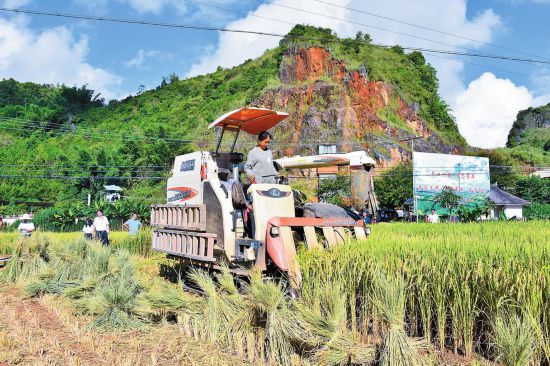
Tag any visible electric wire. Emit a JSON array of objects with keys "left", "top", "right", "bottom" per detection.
[
  {"left": 426, "top": 53, "right": 531, "bottom": 78},
  {"left": 310, "top": 0, "right": 550, "bottom": 62},
  {"left": 1, "top": 7, "right": 550, "bottom": 66},
  {"left": 252, "top": 0, "right": 503, "bottom": 58},
  {"left": 197, "top": 0, "right": 498, "bottom": 60},
  {"left": 187, "top": 0, "right": 542, "bottom": 77},
  {"left": 0, "top": 118, "right": 194, "bottom": 144}
]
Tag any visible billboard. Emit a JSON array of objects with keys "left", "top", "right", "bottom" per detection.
[{"left": 412, "top": 152, "right": 490, "bottom": 215}]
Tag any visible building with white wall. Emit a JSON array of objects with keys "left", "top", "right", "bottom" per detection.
[{"left": 488, "top": 184, "right": 530, "bottom": 219}]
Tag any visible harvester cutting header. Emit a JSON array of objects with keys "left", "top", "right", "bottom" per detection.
[{"left": 151, "top": 108, "right": 379, "bottom": 295}]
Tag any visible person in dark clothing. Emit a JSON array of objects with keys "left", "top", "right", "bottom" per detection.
[{"left": 361, "top": 211, "right": 371, "bottom": 225}]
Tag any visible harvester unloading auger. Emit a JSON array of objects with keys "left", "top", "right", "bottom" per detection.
[{"left": 150, "top": 108, "right": 379, "bottom": 296}]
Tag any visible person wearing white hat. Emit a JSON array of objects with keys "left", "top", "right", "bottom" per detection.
[{"left": 18, "top": 213, "right": 35, "bottom": 237}]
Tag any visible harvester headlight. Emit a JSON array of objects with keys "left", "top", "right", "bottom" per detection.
[
  {"left": 365, "top": 227, "right": 372, "bottom": 236},
  {"left": 270, "top": 226, "right": 280, "bottom": 237}
]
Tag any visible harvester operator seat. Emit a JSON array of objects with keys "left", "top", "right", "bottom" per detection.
[{"left": 215, "top": 152, "right": 244, "bottom": 181}]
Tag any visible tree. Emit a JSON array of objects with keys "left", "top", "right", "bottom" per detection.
[
  {"left": 390, "top": 45, "right": 404, "bottom": 54},
  {"left": 373, "top": 163, "right": 413, "bottom": 207},
  {"left": 318, "top": 175, "right": 351, "bottom": 207},
  {"left": 460, "top": 197, "right": 495, "bottom": 222},
  {"left": 514, "top": 176, "right": 549, "bottom": 204},
  {"left": 408, "top": 51, "right": 426, "bottom": 66},
  {"left": 434, "top": 186, "right": 462, "bottom": 218}
]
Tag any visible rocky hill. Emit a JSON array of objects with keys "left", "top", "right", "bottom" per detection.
[
  {"left": 0, "top": 25, "right": 470, "bottom": 204},
  {"left": 507, "top": 103, "right": 550, "bottom": 150},
  {"left": 252, "top": 44, "right": 465, "bottom": 166}
]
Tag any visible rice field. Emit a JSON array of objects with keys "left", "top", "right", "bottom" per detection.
[
  {"left": 0, "top": 221, "right": 548, "bottom": 365},
  {"left": 300, "top": 221, "right": 549, "bottom": 365}
]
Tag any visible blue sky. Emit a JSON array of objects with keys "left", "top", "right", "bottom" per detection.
[{"left": 0, "top": 0, "right": 549, "bottom": 148}]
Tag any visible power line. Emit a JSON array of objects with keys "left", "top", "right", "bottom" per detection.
[
  {"left": 310, "top": 0, "right": 550, "bottom": 62},
  {"left": 202, "top": 0, "right": 496, "bottom": 59},
  {"left": 0, "top": 117, "right": 195, "bottom": 144},
  {"left": 1, "top": 7, "right": 550, "bottom": 66},
  {"left": 426, "top": 53, "right": 531, "bottom": 78},
  {"left": 190, "top": 0, "right": 542, "bottom": 77},
  {"left": 0, "top": 164, "right": 545, "bottom": 179},
  {"left": 252, "top": 0, "right": 500, "bottom": 58},
  {"left": 0, "top": 174, "right": 167, "bottom": 180},
  {"left": 0, "top": 164, "right": 171, "bottom": 168},
  {"left": 189, "top": 0, "right": 295, "bottom": 26},
  {"left": 0, "top": 124, "right": 196, "bottom": 146},
  {"left": 251, "top": 0, "right": 550, "bottom": 69}
]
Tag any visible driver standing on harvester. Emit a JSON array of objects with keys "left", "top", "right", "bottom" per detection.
[
  {"left": 244, "top": 131, "right": 278, "bottom": 237},
  {"left": 244, "top": 131, "right": 278, "bottom": 184}
]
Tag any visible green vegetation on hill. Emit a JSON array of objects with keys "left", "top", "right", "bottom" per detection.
[
  {"left": 0, "top": 25, "right": 488, "bottom": 211},
  {"left": 492, "top": 103, "right": 550, "bottom": 169},
  {"left": 281, "top": 26, "right": 465, "bottom": 146},
  {"left": 507, "top": 103, "right": 550, "bottom": 148}
]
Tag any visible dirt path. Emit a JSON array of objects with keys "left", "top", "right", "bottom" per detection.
[{"left": 0, "top": 288, "right": 254, "bottom": 366}]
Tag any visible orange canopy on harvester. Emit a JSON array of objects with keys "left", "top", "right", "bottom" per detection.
[{"left": 207, "top": 107, "right": 289, "bottom": 135}]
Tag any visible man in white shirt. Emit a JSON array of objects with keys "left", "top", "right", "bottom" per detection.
[
  {"left": 17, "top": 213, "right": 35, "bottom": 238},
  {"left": 427, "top": 209, "right": 439, "bottom": 223},
  {"left": 93, "top": 210, "right": 110, "bottom": 246}
]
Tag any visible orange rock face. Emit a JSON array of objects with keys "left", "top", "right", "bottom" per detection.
[{"left": 256, "top": 46, "right": 461, "bottom": 165}]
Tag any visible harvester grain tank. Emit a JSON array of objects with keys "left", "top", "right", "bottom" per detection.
[{"left": 150, "top": 108, "right": 378, "bottom": 294}]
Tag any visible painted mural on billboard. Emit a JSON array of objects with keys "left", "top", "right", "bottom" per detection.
[{"left": 412, "top": 152, "right": 490, "bottom": 215}]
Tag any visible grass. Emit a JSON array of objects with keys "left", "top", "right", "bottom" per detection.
[
  {"left": 492, "top": 311, "right": 535, "bottom": 366},
  {"left": 0, "top": 230, "right": 150, "bottom": 255},
  {"left": 1, "top": 221, "right": 549, "bottom": 365}
]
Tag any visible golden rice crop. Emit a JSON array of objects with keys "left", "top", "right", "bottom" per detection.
[
  {"left": 298, "top": 221, "right": 550, "bottom": 364},
  {"left": 1, "top": 221, "right": 548, "bottom": 365}
]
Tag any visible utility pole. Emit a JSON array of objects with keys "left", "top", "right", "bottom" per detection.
[{"left": 398, "top": 136, "right": 423, "bottom": 222}]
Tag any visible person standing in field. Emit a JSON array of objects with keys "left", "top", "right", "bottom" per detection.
[
  {"left": 122, "top": 213, "right": 141, "bottom": 236},
  {"left": 361, "top": 211, "right": 371, "bottom": 225},
  {"left": 93, "top": 210, "right": 110, "bottom": 245},
  {"left": 17, "top": 213, "right": 35, "bottom": 237},
  {"left": 82, "top": 218, "right": 94, "bottom": 240},
  {"left": 427, "top": 209, "right": 439, "bottom": 223},
  {"left": 244, "top": 131, "right": 278, "bottom": 184}
]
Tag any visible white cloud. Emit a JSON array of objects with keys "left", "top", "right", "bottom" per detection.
[
  {"left": 71, "top": 0, "right": 188, "bottom": 14},
  {"left": 124, "top": 49, "right": 159, "bottom": 69},
  {"left": 186, "top": 1, "right": 350, "bottom": 77},
  {"left": 0, "top": 16, "right": 123, "bottom": 100},
  {"left": 2, "top": 0, "right": 30, "bottom": 7},
  {"left": 184, "top": 0, "right": 550, "bottom": 149},
  {"left": 72, "top": 0, "right": 109, "bottom": 13},
  {"left": 452, "top": 72, "right": 547, "bottom": 148},
  {"left": 119, "top": 0, "right": 187, "bottom": 14},
  {"left": 188, "top": 0, "right": 500, "bottom": 78}
]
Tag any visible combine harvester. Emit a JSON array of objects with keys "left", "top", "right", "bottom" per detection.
[{"left": 151, "top": 108, "right": 378, "bottom": 295}]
